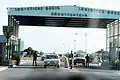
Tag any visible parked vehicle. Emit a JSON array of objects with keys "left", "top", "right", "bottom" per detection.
[
  {"left": 73, "top": 53, "right": 86, "bottom": 66},
  {"left": 44, "top": 54, "right": 60, "bottom": 68}
]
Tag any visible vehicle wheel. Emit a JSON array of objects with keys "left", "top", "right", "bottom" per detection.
[
  {"left": 74, "top": 62, "right": 76, "bottom": 65},
  {"left": 57, "top": 65, "right": 59, "bottom": 68},
  {"left": 44, "top": 65, "right": 47, "bottom": 68}
]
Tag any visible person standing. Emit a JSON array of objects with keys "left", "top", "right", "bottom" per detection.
[
  {"left": 69, "top": 58, "right": 73, "bottom": 69},
  {"left": 85, "top": 54, "right": 89, "bottom": 67},
  {"left": 69, "top": 51, "right": 73, "bottom": 69},
  {"left": 33, "top": 51, "right": 37, "bottom": 66}
]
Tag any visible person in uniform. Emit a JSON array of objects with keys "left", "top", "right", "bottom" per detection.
[
  {"left": 85, "top": 54, "right": 90, "bottom": 67},
  {"left": 33, "top": 51, "right": 37, "bottom": 66}
]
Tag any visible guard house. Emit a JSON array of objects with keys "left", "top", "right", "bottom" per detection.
[{"left": 0, "top": 35, "right": 7, "bottom": 60}]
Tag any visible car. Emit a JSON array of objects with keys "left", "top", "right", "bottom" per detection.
[
  {"left": 73, "top": 53, "right": 86, "bottom": 66},
  {"left": 44, "top": 54, "right": 60, "bottom": 68}
]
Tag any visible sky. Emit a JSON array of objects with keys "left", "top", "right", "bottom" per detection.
[{"left": 0, "top": 0, "right": 120, "bottom": 53}]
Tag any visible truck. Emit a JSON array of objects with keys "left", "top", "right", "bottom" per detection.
[{"left": 73, "top": 53, "right": 86, "bottom": 66}]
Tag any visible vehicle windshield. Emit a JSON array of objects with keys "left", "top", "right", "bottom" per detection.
[
  {"left": 46, "top": 55, "right": 58, "bottom": 59},
  {"left": 74, "top": 54, "right": 85, "bottom": 57}
]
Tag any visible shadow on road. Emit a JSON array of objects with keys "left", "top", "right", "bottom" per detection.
[
  {"left": 74, "top": 65, "right": 101, "bottom": 70},
  {"left": 8, "top": 65, "right": 45, "bottom": 69}
]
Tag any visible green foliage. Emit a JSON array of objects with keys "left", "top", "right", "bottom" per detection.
[{"left": 40, "top": 51, "right": 44, "bottom": 55}]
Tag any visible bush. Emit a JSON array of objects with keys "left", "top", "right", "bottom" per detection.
[
  {"left": 11, "top": 54, "right": 20, "bottom": 60},
  {"left": 11, "top": 54, "right": 16, "bottom": 60}
]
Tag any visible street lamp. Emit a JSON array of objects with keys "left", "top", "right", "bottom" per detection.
[
  {"left": 85, "top": 33, "right": 87, "bottom": 54},
  {"left": 74, "top": 40, "right": 76, "bottom": 53},
  {"left": 74, "top": 33, "right": 79, "bottom": 53},
  {"left": 62, "top": 43, "right": 65, "bottom": 54},
  {"left": 74, "top": 33, "right": 88, "bottom": 54}
]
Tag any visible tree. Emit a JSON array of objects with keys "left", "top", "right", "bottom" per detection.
[
  {"left": 23, "top": 47, "right": 34, "bottom": 57},
  {"left": 28, "top": 47, "right": 33, "bottom": 52},
  {"left": 64, "top": 52, "right": 69, "bottom": 58},
  {"left": 40, "top": 51, "right": 44, "bottom": 55}
]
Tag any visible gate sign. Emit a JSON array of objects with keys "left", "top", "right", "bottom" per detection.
[
  {"left": 7, "top": 6, "right": 120, "bottom": 19},
  {"left": 3, "top": 26, "right": 13, "bottom": 39}
]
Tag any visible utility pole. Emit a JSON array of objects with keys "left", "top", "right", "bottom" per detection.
[
  {"left": 85, "top": 33, "right": 87, "bottom": 54},
  {"left": 74, "top": 40, "right": 76, "bottom": 53},
  {"left": 74, "top": 33, "right": 78, "bottom": 53}
]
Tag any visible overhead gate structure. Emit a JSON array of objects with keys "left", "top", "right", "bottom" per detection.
[{"left": 6, "top": 5, "right": 120, "bottom": 65}]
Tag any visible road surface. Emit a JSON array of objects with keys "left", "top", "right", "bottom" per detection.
[{"left": 0, "top": 58, "right": 120, "bottom": 80}]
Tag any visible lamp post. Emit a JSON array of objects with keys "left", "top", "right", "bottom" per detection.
[
  {"left": 74, "top": 33, "right": 79, "bottom": 53},
  {"left": 74, "top": 40, "right": 76, "bottom": 53},
  {"left": 85, "top": 33, "right": 87, "bottom": 54},
  {"left": 62, "top": 43, "right": 65, "bottom": 54}
]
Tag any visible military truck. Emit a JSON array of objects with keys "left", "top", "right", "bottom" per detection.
[{"left": 73, "top": 53, "right": 86, "bottom": 66}]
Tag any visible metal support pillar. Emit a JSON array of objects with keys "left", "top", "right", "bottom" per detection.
[
  {"left": 9, "top": 39, "right": 11, "bottom": 59},
  {"left": 117, "top": 19, "right": 120, "bottom": 51},
  {"left": 74, "top": 40, "right": 76, "bottom": 53},
  {"left": 6, "top": 39, "right": 9, "bottom": 60},
  {"left": 18, "top": 39, "right": 20, "bottom": 56},
  {"left": 106, "top": 24, "right": 108, "bottom": 51}
]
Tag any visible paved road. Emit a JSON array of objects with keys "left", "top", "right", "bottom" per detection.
[
  {"left": 74, "top": 67, "right": 120, "bottom": 80},
  {"left": 0, "top": 59, "right": 120, "bottom": 80}
]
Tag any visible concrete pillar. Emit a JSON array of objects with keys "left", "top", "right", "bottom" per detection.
[
  {"left": 2, "top": 43, "right": 4, "bottom": 61},
  {"left": 12, "top": 17, "right": 16, "bottom": 37},
  {"left": 8, "top": 15, "right": 10, "bottom": 26},
  {"left": 18, "top": 39, "right": 20, "bottom": 55},
  {"left": 118, "top": 19, "right": 120, "bottom": 52},
  {"left": 110, "top": 21, "right": 117, "bottom": 65},
  {"left": 3, "top": 43, "right": 6, "bottom": 60},
  {"left": 17, "top": 23, "right": 19, "bottom": 37},
  {"left": 106, "top": 24, "right": 109, "bottom": 51}
]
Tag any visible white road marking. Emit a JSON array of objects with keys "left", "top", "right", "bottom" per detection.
[
  {"left": 60, "top": 67, "right": 80, "bottom": 72},
  {"left": 69, "top": 68, "right": 80, "bottom": 72}
]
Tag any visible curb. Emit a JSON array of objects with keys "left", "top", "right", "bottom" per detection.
[
  {"left": 12, "top": 60, "right": 28, "bottom": 67},
  {"left": 0, "top": 60, "right": 28, "bottom": 71}
]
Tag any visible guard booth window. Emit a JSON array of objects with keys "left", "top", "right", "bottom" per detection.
[
  {"left": 114, "top": 24, "right": 118, "bottom": 36},
  {"left": 107, "top": 27, "right": 110, "bottom": 37},
  {"left": 119, "top": 22, "right": 120, "bottom": 34},
  {"left": 46, "top": 55, "right": 58, "bottom": 59},
  {"left": 110, "top": 26, "right": 114, "bottom": 37}
]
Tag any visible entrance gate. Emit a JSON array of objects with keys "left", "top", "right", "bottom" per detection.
[{"left": 6, "top": 5, "right": 120, "bottom": 66}]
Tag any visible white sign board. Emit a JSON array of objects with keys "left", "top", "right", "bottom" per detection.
[{"left": 7, "top": 6, "right": 120, "bottom": 19}]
